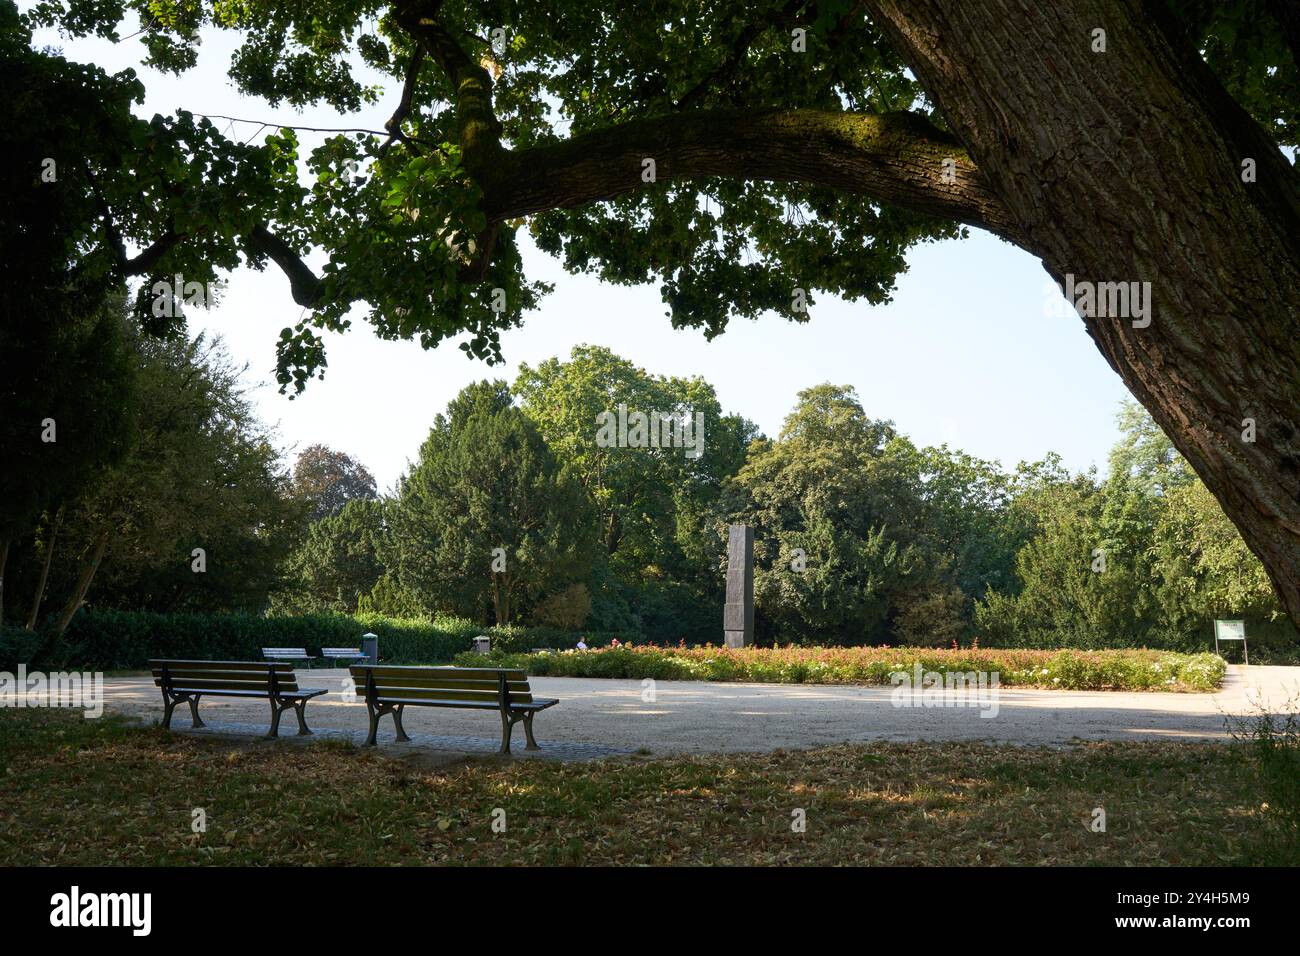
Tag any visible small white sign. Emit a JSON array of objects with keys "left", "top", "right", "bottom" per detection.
[{"left": 1214, "top": 620, "right": 1246, "bottom": 641}]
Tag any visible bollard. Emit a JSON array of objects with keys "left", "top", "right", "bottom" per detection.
[{"left": 361, "top": 632, "right": 378, "bottom": 664}]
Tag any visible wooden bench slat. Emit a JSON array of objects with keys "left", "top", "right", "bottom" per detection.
[
  {"left": 154, "top": 678, "right": 302, "bottom": 693},
  {"left": 365, "top": 687, "right": 533, "bottom": 703},
  {"left": 160, "top": 687, "right": 325, "bottom": 700},
  {"left": 350, "top": 666, "right": 526, "bottom": 681},
  {"left": 154, "top": 671, "right": 295, "bottom": 684},
  {"left": 152, "top": 671, "right": 301, "bottom": 686},
  {"left": 372, "top": 695, "right": 557, "bottom": 711},
  {"left": 356, "top": 677, "right": 531, "bottom": 692},
  {"left": 150, "top": 659, "right": 296, "bottom": 671},
  {"left": 372, "top": 696, "right": 501, "bottom": 710}
]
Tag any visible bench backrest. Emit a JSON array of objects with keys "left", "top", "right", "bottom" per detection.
[
  {"left": 349, "top": 665, "right": 533, "bottom": 704},
  {"left": 150, "top": 659, "right": 303, "bottom": 694},
  {"left": 322, "top": 647, "right": 364, "bottom": 656},
  {"left": 262, "top": 647, "right": 310, "bottom": 658}
]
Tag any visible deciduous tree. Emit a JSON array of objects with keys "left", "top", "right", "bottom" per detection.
[
  {"left": 12, "top": 0, "right": 1300, "bottom": 618},
  {"left": 292, "top": 444, "right": 379, "bottom": 521}
]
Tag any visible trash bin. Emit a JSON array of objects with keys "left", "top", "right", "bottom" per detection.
[
  {"left": 361, "top": 632, "right": 378, "bottom": 664},
  {"left": 472, "top": 636, "right": 491, "bottom": 655}
]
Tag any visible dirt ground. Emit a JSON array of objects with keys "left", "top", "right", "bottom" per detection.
[{"left": 95, "top": 664, "right": 1300, "bottom": 756}]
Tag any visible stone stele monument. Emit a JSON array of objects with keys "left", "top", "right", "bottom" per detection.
[{"left": 723, "top": 523, "right": 754, "bottom": 648}]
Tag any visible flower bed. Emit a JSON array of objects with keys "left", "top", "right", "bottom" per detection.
[{"left": 453, "top": 645, "right": 1227, "bottom": 692}]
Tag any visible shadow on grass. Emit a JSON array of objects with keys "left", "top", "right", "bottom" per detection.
[{"left": 0, "top": 708, "right": 1292, "bottom": 866}]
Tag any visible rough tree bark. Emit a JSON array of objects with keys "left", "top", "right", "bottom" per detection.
[
  {"left": 491, "top": 573, "right": 512, "bottom": 626},
  {"left": 863, "top": 0, "right": 1300, "bottom": 622},
  {"left": 52, "top": 528, "right": 109, "bottom": 641},
  {"left": 483, "top": 109, "right": 1022, "bottom": 242},
  {"left": 25, "top": 508, "right": 62, "bottom": 631},
  {"left": 0, "top": 537, "right": 9, "bottom": 626}
]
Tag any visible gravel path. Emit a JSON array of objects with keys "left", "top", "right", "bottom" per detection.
[{"left": 97, "top": 664, "right": 1300, "bottom": 758}]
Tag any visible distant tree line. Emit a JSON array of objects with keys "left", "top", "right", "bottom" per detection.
[
  {"left": 271, "top": 348, "right": 1291, "bottom": 656},
  {"left": 1, "top": 322, "right": 1291, "bottom": 658}
]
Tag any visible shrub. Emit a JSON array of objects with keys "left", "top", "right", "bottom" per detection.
[
  {"left": 974, "top": 597, "right": 1300, "bottom": 664},
  {"left": 893, "top": 586, "right": 969, "bottom": 646},
  {"left": 31, "top": 609, "right": 643, "bottom": 669},
  {"left": 630, "top": 579, "right": 719, "bottom": 644},
  {"left": 0, "top": 625, "right": 44, "bottom": 671},
  {"left": 1231, "top": 697, "right": 1300, "bottom": 864},
  {"left": 530, "top": 583, "right": 592, "bottom": 630},
  {"left": 55, "top": 610, "right": 369, "bottom": 670}
]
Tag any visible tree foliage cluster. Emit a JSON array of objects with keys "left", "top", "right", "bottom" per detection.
[
  {"left": 7, "top": 0, "right": 1299, "bottom": 636},
  {"left": 270, "top": 353, "right": 1289, "bottom": 657},
  {"left": 0, "top": 311, "right": 306, "bottom": 643},
  {"left": 1, "top": 302, "right": 1286, "bottom": 658},
  {"left": 273, "top": 346, "right": 753, "bottom": 639}
]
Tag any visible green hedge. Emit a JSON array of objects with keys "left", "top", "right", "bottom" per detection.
[
  {"left": 46, "top": 611, "right": 365, "bottom": 669},
  {"left": 453, "top": 645, "right": 1228, "bottom": 692},
  {"left": 0, "top": 625, "right": 45, "bottom": 671},
  {"left": 17, "top": 609, "right": 642, "bottom": 670},
  {"left": 8, "top": 607, "right": 1268, "bottom": 680},
  {"left": 973, "top": 614, "right": 1300, "bottom": 664}
]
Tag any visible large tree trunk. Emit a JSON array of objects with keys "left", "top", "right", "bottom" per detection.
[
  {"left": 492, "top": 574, "right": 512, "bottom": 626},
  {"left": 866, "top": 0, "right": 1300, "bottom": 621},
  {"left": 25, "top": 509, "right": 62, "bottom": 631},
  {"left": 52, "top": 528, "right": 109, "bottom": 641},
  {"left": 0, "top": 536, "right": 9, "bottom": 626}
]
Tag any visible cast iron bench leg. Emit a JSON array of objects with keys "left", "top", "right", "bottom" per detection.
[
  {"left": 499, "top": 708, "right": 514, "bottom": 754},
  {"left": 267, "top": 698, "right": 286, "bottom": 739},
  {"left": 364, "top": 703, "right": 379, "bottom": 746},
  {"left": 161, "top": 691, "right": 177, "bottom": 730},
  {"left": 293, "top": 699, "right": 312, "bottom": 735},
  {"left": 391, "top": 704, "right": 411, "bottom": 742},
  {"left": 523, "top": 712, "right": 540, "bottom": 750},
  {"left": 188, "top": 695, "right": 205, "bottom": 729}
]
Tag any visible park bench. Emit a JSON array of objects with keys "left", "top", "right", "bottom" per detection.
[
  {"left": 321, "top": 647, "right": 368, "bottom": 667},
  {"left": 150, "top": 659, "right": 328, "bottom": 739},
  {"left": 350, "top": 664, "right": 558, "bottom": 753},
  {"left": 262, "top": 647, "right": 314, "bottom": 664}
]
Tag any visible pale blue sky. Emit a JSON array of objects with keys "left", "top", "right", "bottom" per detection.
[{"left": 34, "top": 15, "right": 1132, "bottom": 490}]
